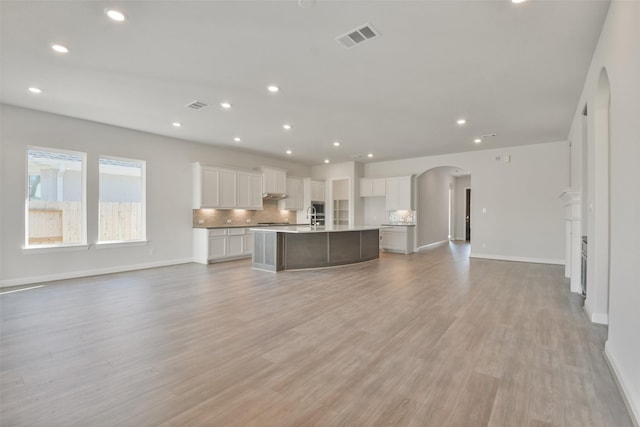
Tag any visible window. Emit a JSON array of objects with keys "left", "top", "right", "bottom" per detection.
[
  {"left": 98, "top": 156, "right": 146, "bottom": 242},
  {"left": 26, "top": 147, "right": 86, "bottom": 246}
]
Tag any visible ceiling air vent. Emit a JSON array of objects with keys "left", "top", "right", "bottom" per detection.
[
  {"left": 185, "top": 100, "right": 208, "bottom": 110},
  {"left": 336, "top": 23, "right": 380, "bottom": 49}
]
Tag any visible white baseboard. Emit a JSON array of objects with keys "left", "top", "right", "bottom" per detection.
[
  {"left": 604, "top": 342, "right": 640, "bottom": 427},
  {"left": 0, "top": 258, "right": 194, "bottom": 288},
  {"left": 583, "top": 299, "right": 609, "bottom": 325},
  {"left": 591, "top": 311, "right": 609, "bottom": 325},
  {"left": 469, "top": 252, "right": 564, "bottom": 265}
]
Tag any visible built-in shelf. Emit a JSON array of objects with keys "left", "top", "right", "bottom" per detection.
[{"left": 333, "top": 199, "right": 349, "bottom": 226}]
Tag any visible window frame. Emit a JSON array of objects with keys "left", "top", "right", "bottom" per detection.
[
  {"left": 24, "top": 145, "right": 88, "bottom": 250},
  {"left": 97, "top": 154, "right": 147, "bottom": 244}
]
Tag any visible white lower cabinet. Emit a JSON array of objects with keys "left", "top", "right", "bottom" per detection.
[
  {"left": 243, "top": 231, "right": 254, "bottom": 255},
  {"left": 226, "top": 229, "right": 245, "bottom": 257},
  {"left": 380, "top": 226, "right": 415, "bottom": 254},
  {"left": 193, "top": 228, "right": 254, "bottom": 264}
]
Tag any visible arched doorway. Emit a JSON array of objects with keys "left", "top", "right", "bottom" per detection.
[
  {"left": 415, "top": 166, "right": 471, "bottom": 249},
  {"left": 585, "top": 67, "right": 611, "bottom": 324}
]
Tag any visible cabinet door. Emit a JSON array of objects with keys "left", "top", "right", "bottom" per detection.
[
  {"left": 311, "top": 180, "right": 325, "bottom": 202},
  {"left": 227, "top": 234, "right": 244, "bottom": 257},
  {"left": 381, "top": 231, "right": 406, "bottom": 251},
  {"left": 208, "top": 236, "right": 227, "bottom": 259},
  {"left": 243, "top": 232, "right": 254, "bottom": 255},
  {"left": 201, "top": 168, "right": 220, "bottom": 207},
  {"left": 248, "top": 174, "right": 263, "bottom": 209},
  {"left": 372, "top": 178, "right": 386, "bottom": 197},
  {"left": 219, "top": 170, "right": 237, "bottom": 208},
  {"left": 360, "top": 178, "right": 373, "bottom": 197},
  {"left": 237, "top": 172, "right": 250, "bottom": 208},
  {"left": 280, "top": 177, "right": 303, "bottom": 210},
  {"left": 385, "top": 176, "right": 412, "bottom": 210}
]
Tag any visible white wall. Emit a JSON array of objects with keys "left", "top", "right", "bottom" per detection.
[
  {"left": 363, "top": 197, "right": 386, "bottom": 226},
  {"left": 567, "top": 1, "right": 640, "bottom": 423},
  {"left": 416, "top": 167, "right": 456, "bottom": 247},
  {"left": 0, "top": 105, "right": 311, "bottom": 286},
  {"left": 364, "top": 141, "right": 569, "bottom": 264},
  {"left": 312, "top": 161, "right": 361, "bottom": 226},
  {"left": 454, "top": 175, "right": 471, "bottom": 240}
]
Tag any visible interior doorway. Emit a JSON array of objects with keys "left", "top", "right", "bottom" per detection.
[{"left": 465, "top": 188, "right": 471, "bottom": 241}]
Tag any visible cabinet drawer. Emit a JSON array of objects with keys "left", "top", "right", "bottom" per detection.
[
  {"left": 227, "top": 228, "right": 246, "bottom": 235},
  {"left": 208, "top": 229, "right": 227, "bottom": 236}
]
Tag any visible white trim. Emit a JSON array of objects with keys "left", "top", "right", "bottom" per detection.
[
  {"left": 0, "top": 258, "right": 193, "bottom": 288},
  {"left": 582, "top": 299, "right": 609, "bottom": 324},
  {"left": 604, "top": 343, "right": 640, "bottom": 427},
  {"left": 591, "top": 312, "right": 609, "bottom": 325},
  {"left": 469, "top": 252, "right": 564, "bottom": 265},
  {"left": 22, "top": 244, "right": 90, "bottom": 254},
  {"left": 94, "top": 240, "right": 149, "bottom": 249}
]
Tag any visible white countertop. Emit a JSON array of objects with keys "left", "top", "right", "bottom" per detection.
[{"left": 250, "top": 225, "right": 390, "bottom": 234}]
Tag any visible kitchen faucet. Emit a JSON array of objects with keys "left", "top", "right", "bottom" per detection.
[{"left": 306, "top": 205, "right": 317, "bottom": 229}]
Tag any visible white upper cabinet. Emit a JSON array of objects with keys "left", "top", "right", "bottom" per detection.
[
  {"left": 237, "top": 171, "right": 263, "bottom": 210},
  {"left": 279, "top": 176, "right": 304, "bottom": 210},
  {"left": 385, "top": 176, "right": 413, "bottom": 210},
  {"left": 194, "top": 163, "right": 263, "bottom": 210},
  {"left": 360, "top": 178, "right": 386, "bottom": 197},
  {"left": 261, "top": 167, "right": 287, "bottom": 195},
  {"left": 311, "top": 179, "right": 325, "bottom": 202},
  {"left": 198, "top": 166, "right": 220, "bottom": 208},
  {"left": 219, "top": 169, "right": 237, "bottom": 208}
]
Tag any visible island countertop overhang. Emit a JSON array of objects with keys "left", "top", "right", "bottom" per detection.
[{"left": 249, "top": 225, "right": 390, "bottom": 234}]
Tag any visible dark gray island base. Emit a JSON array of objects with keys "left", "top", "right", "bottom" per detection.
[{"left": 251, "top": 226, "right": 382, "bottom": 272}]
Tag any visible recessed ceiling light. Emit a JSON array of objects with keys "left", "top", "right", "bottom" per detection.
[
  {"left": 105, "top": 9, "right": 126, "bottom": 22},
  {"left": 233, "top": 137, "right": 241, "bottom": 142},
  {"left": 512, "top": 0, "right": 527, "bottom": 3},
  {"left": 333, "top": 141, "right": 340, "bottom": 147},
  {"left": 474, "top": 138, "right": 482, "bottom": 144},
  {"left": 267, "top": 85, "right": 279, "bottom": 93},
  {"left": 28, "top": 87, "right": 42, "bottom": 94},
  {"left": 51, "top": 44, "right": 68, "bottom": 53},
  {"left": 286, "top": 150, "right": 292, "bottom": 155},
  {"left": 283, "top": 124, "right": 292, "bottom": 130},
  {"left": 172, "top": 122, "right": 181, "bottom": 127},
  {"left": 457, "top": 119, "right": 467, "bottom": 125},
  {"left": 324, "top": 159, "right": 330, "bottom": 164},
  {"left": 220, "top": 102, "right": 232, "bottom": 109},
  {"left": 367, "top": 153, "right": 374, "bottom": 158}
]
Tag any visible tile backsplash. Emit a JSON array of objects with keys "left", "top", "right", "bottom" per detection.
[
  {"left": 388, "top": 210, "right": 416, "bottom": 225},
  {"left": 193, "top": 200, "right": 297, "bottom": 227}
]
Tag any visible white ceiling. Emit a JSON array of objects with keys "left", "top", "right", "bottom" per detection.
[{"left": 0, "top": 0, "right": 610, "bottom": 166}]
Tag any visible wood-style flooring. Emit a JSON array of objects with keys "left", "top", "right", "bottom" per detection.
[{"left": 0, "top": 242, "right": 633, "bottom": 426}]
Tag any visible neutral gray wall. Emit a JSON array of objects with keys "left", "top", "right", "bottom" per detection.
[
  {"left": 416, "top": 166, "right": 456, "bottom": 247},
  {"left": 567, "top": 1, "right": 640, "bottom": 421},
  {"left": 0, "top": 105, "right": 311, "bottom": 285}
]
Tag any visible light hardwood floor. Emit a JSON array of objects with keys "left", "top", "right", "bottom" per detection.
[{"left": 0, "top": 242, "right": 633, "bottom": 426}]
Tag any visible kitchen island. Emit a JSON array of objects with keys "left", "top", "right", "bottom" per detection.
[{"left": 251, "top": 225, "right": 384, "bottom": 272}]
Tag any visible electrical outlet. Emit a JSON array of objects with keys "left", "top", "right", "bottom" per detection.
[
  {"left": 198, "top": 219, "right": 204, "bottom": 224},
  {"left": 246, "top": 219, "right": 251, "bottom": 223},
  {"left": 226, "top": 219, "right": 232, "bottom": 223}
]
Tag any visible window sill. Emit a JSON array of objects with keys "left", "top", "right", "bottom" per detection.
[
  {"left": 22, "top": 244, "right": 90, "bottom": 254},
  {"left": 94, "top": 240, "right": 149, "bottom": 249}
]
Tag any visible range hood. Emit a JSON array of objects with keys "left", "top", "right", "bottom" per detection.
[{"left": 262, "top": 192, "right": 288, "bottom": 200}]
